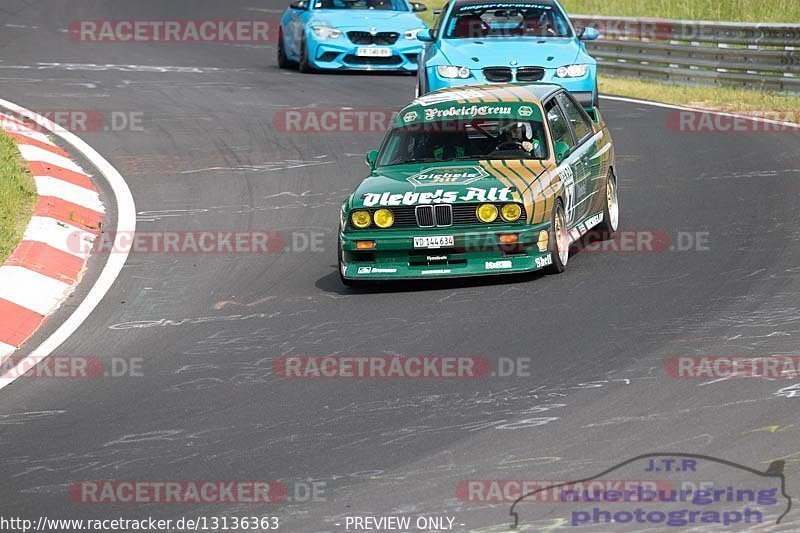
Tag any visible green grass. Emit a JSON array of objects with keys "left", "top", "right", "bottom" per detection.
[
  {"left": 599, "top": 76, "right": 800, "bottom": 115},
  {"left": 420, "top": 0, "right": 800, "bottom": 24},
  {"left": 559, "top": 0, "right": 800, "bottom": 23},
  {"left": 0, "top": 132, "right": 37, "bottom": 264}
]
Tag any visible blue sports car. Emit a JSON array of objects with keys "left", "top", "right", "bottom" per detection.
[
  {"left": 416, "top": 0, "right": 600, "bottom": 106},
  {"left": 278, "top": 0, "right": 430, "bottom": 72}
]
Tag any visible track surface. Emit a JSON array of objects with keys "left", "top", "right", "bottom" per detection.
[{"left": 1, "top": 0, "right": 800, "bottom": 531}]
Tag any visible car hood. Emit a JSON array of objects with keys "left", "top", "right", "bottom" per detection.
[
  {"left": 439, "top": 38, "right": 583, "bottom": 67},
  {"left": 349, "top": 161, "right": 548, "bottom": 209},
  {"left": 311, "top": 9, "right": 427, "bottom": 31}
]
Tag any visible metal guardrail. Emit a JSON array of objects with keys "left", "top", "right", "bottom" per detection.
[{"left": 571, "top": 15, "right": 800, "bottom": 92}]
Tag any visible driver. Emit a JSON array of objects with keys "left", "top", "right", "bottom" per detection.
[{"left": 497, "top": 121, "right": 537, "bottom": 154}]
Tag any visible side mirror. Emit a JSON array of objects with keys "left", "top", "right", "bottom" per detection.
[
  {"left": 290, "top": 0, "right": 307, "bottom": 10},
  {"left": 417, "top": 29, "right": 435, "bottom": 42},
  {"left": 578, "top": 26, "right": 600, "bottom": 40},
  {"left": 554, "top": 141, "right": 569, "bottom": 164},
  {"left": 411, "top": 2, "right": 427, "bottom": 12},
  {"left": 365, "top": 150, "right": 378, "bottom": 169}
]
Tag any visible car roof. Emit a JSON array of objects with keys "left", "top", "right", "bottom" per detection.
[
  {"left": 406, "top": 83, "right": 562, "bottom": 110},
  {"left": 452, "top": 0, "right": 559, "bottom": 8}
]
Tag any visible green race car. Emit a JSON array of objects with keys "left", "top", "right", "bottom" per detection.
[{"left": 338, "top": 83, "right": 618, "bottom": 285}]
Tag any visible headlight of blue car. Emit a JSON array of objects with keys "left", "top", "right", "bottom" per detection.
[
  {"left": 436, "top": 66, "right": 471, "bottom": 79},
  {"left": 555, "top": 64, "right": 589, "bottom": 78},
  {"left": 312, "top": 26, "right": 343, "bottom": 39}
]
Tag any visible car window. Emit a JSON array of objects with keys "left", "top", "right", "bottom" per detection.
[
  {"left": 444, "top": 3, "right": 571, "bottom": 39},
  {"left": 544, "top": 99, "right": 575, "bottom": 152},
  {"left": 314, "top": 0, "right": 408, "bottom": 10},
  {"left": 378, "top": 118, "right": 549, "bottom": 166},
  {"left": 556, "top": 92, "right": 593, "bottom": 143},
  {"left": 433, "top": 2, "right": 449, "bottom": 36}
]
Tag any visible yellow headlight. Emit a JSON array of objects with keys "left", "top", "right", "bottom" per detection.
[
  {"left": 351, "top": 210, "right": 372, "bottom": 229},
  {"left": 501, "top": 203, "right": 522, "bottom": 222},
  {"left": 476, "top": 203, "right": 498, "bottom": 223},
  {"left": 373, "top": 208, "right": 394, "bottom": 228}
]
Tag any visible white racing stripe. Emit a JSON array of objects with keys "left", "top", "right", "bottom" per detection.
[
  {"left": 0, "top": 97, "right": 136, "bottom": 392},
  {"left": 34, "top": 175, "right": 105, "bottom": 212},
  {"left": 0, "top": 266, "right": 72, "bottom": 316},
  {"left": 18, "top": 144, "right": 86, "bottom": 173},
  {"left": 22, "top": 216, "right": 95, "bottom": 259},
  {"left": 601, "top": 95, "right": 800, "bottom": 129},
  {"left": 0, "top": 342, "right": 15, "bottom": 360}
]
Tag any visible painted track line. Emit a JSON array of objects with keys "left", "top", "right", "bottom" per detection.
[
  {"left": 0, "top": 98, "right": 136, "bottom": 391},
  {"left": 600, "top": 94, "right": 800, "bottom": 129}
]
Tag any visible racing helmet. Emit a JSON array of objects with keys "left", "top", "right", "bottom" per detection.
[{"left": 500, "top": 120, "right": 533, "bottom": 141}]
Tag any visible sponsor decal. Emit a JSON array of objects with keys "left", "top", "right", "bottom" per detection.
[
  {"left": 357, "top": 267, "right": 397, "bottom": 274},
  {"left": 535, "top": 255, "right": 553, "bottom": 269},
  {"left": 416, "top": 89, "right": 488, "bottom": 106},
  {"left": 362, "top": 187, "right": 513, "bottom": 207},
  {"left": 427, "top": 255, "right": 448, "bottom": 261},
  {"left": 557, "top": 164, "right": 576, "bottom": 225},
  {"left": 518, "top": 105, "right": 534, "bottom": 117},
  {"left": 407, "top": 165, "right": 489, "bottom": 187},
  {"left": 403, "top": 111, "right": 418, "bottom": 123},
  {"left": 421, "top": 269, "right": 451, "bottom": 275},
  {"left": 485, "top": 260, "right": 513, "bottom": 270},
  {"left": 424, "top": 105, "right": 513, "bottom": 121}
]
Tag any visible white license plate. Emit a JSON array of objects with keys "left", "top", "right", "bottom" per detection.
[
  {"left": 357, "top": 47, "right": 392, "bottom": 57},
  {"left": 414, "top": 235, "right": 455, "bottom": 249}
]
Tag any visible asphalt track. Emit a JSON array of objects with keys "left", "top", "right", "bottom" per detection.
[{"left": 1, "top": 0, "right": 800, "bottom": 531}]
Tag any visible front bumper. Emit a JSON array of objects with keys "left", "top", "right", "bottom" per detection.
[
  {"left": 309, "top": 36, "right": 421, "bottom": 71},
  {"left": 426, "top": 66, "right": 596, "bottom": 104},
  {"left": 340, "top": 223, "right": 553, "bottom": 280}
]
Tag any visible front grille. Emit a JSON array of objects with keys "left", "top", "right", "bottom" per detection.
[
  {"left": 347, "top": 31, "right": 399, "bottom": 45},
  {"left": 483, "top": 66, "right": 545, "bottom": 82},
  {"left": 484, "top": 67, "right": 512, "bottom": 82},
  {"left": 517, "top": 67, "right": 545, "bottom": 81},
  {"left": 348, "top": 203, "right": 527, "bottom": 230},
  {"left": 434, "top": 204, "right": 453, "bottom": 227},
  {"left": 415, "top": 205, "right": 435, "bottom": 227},
  {"left": 343, "top": 54, "right": 402, "bottom": 66}
]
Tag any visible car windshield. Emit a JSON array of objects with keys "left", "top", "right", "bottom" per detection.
[
  {"left": 444, "top": 2, "right": 572, "bottom": 39},
  {"left": 314, "top": 0, "right": 408, "bottom": 10},
  {"left": 378, "top": 118, "right": 549, "bottom": 166}
]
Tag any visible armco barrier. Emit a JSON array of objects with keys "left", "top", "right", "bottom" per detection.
[{"left": 571, "top": 15, "right": 800, "bottom": 92}]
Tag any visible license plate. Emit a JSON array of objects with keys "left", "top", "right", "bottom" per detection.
[
  {"left": 414, "top": 235, "right": 455, "bottom": 249},
  {"left": 357, "top": 47, "right": 392, "bottom": 57}
]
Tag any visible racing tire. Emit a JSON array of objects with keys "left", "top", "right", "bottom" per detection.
[
  {"left": 545, "top": 200, "right": 569, "bottom": 274},
  {"left": 298, "top": 36, "right": 314, "bottom": 73},
  {"left": 277, "top": 29, "right": 294, "bottom": 69},
  {"left": 596, "top": 168, "right": 619, "bottom": 238}
]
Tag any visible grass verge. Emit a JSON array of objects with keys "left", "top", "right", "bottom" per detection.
[
  {"left": 0, "top": 131, "right": 37, "bottom": 264},
  {"left": 560, "top": 0, "right": 800, "bottom": 23},
  {"left": 600, "top": 76, "right": 800, "bottom": 116}
]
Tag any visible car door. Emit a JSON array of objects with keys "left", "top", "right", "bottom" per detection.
[
  {"left": 555, "top": 91, "right": 599, "bottom": 223},
  {"left": 543, "top": 97, "right": 580, "bottom": 229}
]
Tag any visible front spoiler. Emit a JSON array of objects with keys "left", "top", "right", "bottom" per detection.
[{"left": 340, "top": 223, "right": 554, "bottom": 280}]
